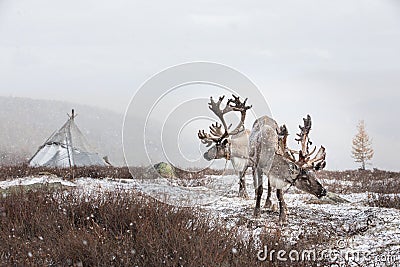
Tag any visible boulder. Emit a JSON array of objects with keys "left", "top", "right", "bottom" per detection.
[
  {"left": 306, "top": 191, "right": 350, "bottom": 204},
  {"left": 153, "top": 162, "right": 176, "bottom": 178}
]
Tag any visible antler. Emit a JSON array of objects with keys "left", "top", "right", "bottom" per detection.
[
  {"left": 303, "top": 146, "right": 326, "bottom": 170},
  {"left": 226, "top": 95, "right": 252, "bottom": 135},
  {"left": 294, "top": 115, "right": 326, "bottom": 170},
  {"left": 198, "top": 94, "right": 252, "bottom": 145},
  {"left": 209, "top": 122, "right": 224, "bottom": 138},
  {"left": 277, "top": 124, "right": 297, "bottom": 162},
  {"left": 198, "top": 129, "right": 219, "bottom": 147},
  {"left": 208, "top": 95, "right": 232, "bottom": 141},
  {"left": 295, "top": 115, "right": 312, "bottom": 157}
]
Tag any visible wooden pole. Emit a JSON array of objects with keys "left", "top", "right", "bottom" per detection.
[{"left": 66, "top": 109, "right": 75, "bottom": 179}]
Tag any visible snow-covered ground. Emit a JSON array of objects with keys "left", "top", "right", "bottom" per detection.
[
  {"left": 1, "top": 174, "right": 399, "bottom": 266},
  {"left": 202, "top": 177, "right": 400, "bottom": 265}
]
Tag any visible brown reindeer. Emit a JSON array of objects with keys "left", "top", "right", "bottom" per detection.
[
  {"left": 250, "top": 114, "right": 327, "bottom": 224},
  {"left": 198, "top": 95, "right": 252, "bottom": 198}
]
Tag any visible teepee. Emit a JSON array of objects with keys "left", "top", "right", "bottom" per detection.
[{"left": 29, "top": 109, "right": 107, "bottom": 168}]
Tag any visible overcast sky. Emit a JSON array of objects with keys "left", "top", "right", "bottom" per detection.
[{"left": 0, "top": 0, "right": 399, "bottom": 170}]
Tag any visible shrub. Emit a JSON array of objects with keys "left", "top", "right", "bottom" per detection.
[
  {"left": 368, "top": 193, "right": 400, "bottom": 210},
  {"left": 0, "top": 187, "right": 328, "bottom": 266}
]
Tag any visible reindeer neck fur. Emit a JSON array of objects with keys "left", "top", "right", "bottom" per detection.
[
  {"left": 226, "top": 129, "right": 250, "bottom": 172},
  {"left": 229, "top": 129, "right": 250, "bottom": 159},
  {"left": 267, "top": 155, "right": 297, "bottom": 190}
]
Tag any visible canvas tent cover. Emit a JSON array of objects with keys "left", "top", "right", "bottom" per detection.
[{"left": 29, "top": 111, "right": 106, "bottom": 167}]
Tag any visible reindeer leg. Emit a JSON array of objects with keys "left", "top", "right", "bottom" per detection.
[
  {"left": 252, "top": 167, "right": 257, "bottom": 200},
  {"left": 276, "top": 189, "right": 287, "bottom": 224},
  {"left": 264, "top": 178, "right": 272, "bottom": 208},
  {"left": 254, "top": 168, "right": 263, "bottom": 217},
  {"left": 238, "top": 167, "right": 249, "bottom": 199}
]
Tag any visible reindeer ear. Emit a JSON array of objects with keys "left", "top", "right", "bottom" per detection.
[{"left": 222, "top": 139, "right": 229, "bottom": 145}]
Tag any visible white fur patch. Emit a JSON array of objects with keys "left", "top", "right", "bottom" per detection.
[
  {"left": 268, "top": 174, "right": 290, "bottom": 190},
  {"left": 231, "top": 157, "right": 248, "bottom": 172}
]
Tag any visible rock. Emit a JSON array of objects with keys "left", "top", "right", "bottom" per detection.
[
  {"left": 306, "top": 191, "right": 350, "bottom": 204},
  {"left": 326, "top": 191, "right": 350, "bottom": 203},
  {"left": 153, "top": 162, "right": 176, "bottom": 178}
]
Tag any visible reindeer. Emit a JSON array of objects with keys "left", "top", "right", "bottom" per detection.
[
  {"left": 198, "top": 95, "right": 252, "bottom": 198},
  {"left": 250, "top": 114, "right": 327, "bottom": 224}
]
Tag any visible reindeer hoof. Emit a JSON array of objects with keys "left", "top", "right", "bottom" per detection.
[
  {"left": 264, "top": 199, "right": 272, "bottom": 209},
  {"left": 238, "top": 190, "right": 250, "bottom": 199}
]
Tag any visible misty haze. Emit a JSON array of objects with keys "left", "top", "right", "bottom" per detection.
[{"left": 0, "top": 1, "right": 399, "bottom": 266}]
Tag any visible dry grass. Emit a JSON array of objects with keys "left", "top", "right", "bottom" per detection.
[
  {"left": 0, "top": 186, "right": 330, "bottom": 266},
  {"left": 319, "top": 169, "right": 400, "bottom": 210},
  {"left": 1, "top": 167, "right": 398, "bottom": 265},
  {"left": 0, "top": 165, "right": 133, "bottom": 180},
  {"left": 320, "top": 169, "right": 400, "bottom": 194},
  {"left": 320, "top": 169, "right": 400, "bottom": 182},
  {"left": 0, "top": 165, "right": 227, "bottom": 181},
  {"left": 368, "top": 194, "right": 400, "bottom": 210}
]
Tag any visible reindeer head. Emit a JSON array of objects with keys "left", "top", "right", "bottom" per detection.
[
  {"left": 198, "top": 95, "right": 251, "bottom": 161},
  {"left": 291, "top": 167, "right": 327, "bottom": 198},
  {"left": 280, "top": 115, "right": 327, "bottom": 198},
  {"left": 202, "top": 138, "right": 229, "bottom": 161}
]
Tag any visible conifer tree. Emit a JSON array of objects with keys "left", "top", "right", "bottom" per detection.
[{"left": 351, "top": 120, "right": 374, "bottom": 170}]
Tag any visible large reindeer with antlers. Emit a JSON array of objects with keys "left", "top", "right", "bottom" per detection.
[
  {"left": 250, "top": 114, "right": 327, "bottom": 224},
  {"left": 198, "top": 95, "right": 252, "bottom": 198}
]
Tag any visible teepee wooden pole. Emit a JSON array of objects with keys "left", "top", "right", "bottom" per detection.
[{"left": 66, "top": 109, "right": 75, "bottom": 179}]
